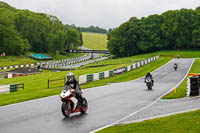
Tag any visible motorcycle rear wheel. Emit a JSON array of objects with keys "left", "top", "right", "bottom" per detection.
[
  {"left": 147, "top": 82, "right": 152, "bottom": 90},
  {"left": 61, "top": 102, "right": 71, "bottom": 117},
  {"left": 148, "top": 85, "right": 152, "bottom": 90}
]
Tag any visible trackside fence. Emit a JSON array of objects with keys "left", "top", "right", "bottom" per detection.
[
  {"left": 79, "top": 56, "right": 159, "bottom": 84},
  {"left": 0, "top": 54, "right": 98, "bottom": 70},
  {"left": 48, "top": 77, "right": 66, "bottom": 88},
  {"left": 0, "top": 83, "right": 24, "bottom": 94}
]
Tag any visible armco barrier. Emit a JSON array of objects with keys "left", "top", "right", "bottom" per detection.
[
  {"left": 124, "top": 67, "right": 128, "bottom": 72},
  {"left": 93, "top": 73, "right": 99, "bottom": 81},
  {"left": 130, "top": 65, "right": 133, "bottom": 70},
  {"left": 104, "top": 71, "right": 109, "bottom": 78},
  {"left": 137, "top": 62, "right": 140, "bottom": 68},
  {"left": 99, "top": 72, "right": 105, "bottom": 79},
  {"left": 109, "top": 70, "right": 114, "bottom": 77},
  {"left": 79, "top": 56, "right": 159, "bottom": 84},
  {"left": 79, "top": 75, "right": 87, "bottom": 84},
  {"left": 127, "top": 66, "right": 131, "bottom": 72},
  {"left": 87, "top": 74, "right": 94, "bottom": 82},
  {"left": 0, "top": 84, "right": 24, "bottom": 94},
  {"left": 133, "top": 64, "right": 136, "bottom": 69},
  {"left": 0, "top": 85, "right": 10, "bottom": 93},
  {"left": 0, "top": 54, "right": 89, "bottom": 70},
  {"left": 10, "top": 84, "right": 18, "bottom": 92}
]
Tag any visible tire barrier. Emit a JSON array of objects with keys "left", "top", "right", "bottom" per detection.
[
  {"left": 0, "top": 83, "right": 24, "bottom": 94},
  {"left": 79, "top": 56, "right": 159, "bottom": 84},
  {"left": 45, "top": 55, "right": 101, "bottom": 69},
  {"left": 187, "top": 75, "right": 200, "bottom": 96}
]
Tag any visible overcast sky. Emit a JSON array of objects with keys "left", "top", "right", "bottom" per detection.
[{"left": 1, "top": 0, "right": 200, "bottom": 29}]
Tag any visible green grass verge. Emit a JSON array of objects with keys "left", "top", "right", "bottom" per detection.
[
  {"left": 155, "top": 50, "right": 200, "bottom": 58},
  {"left": 163, "top": 59, "right": 200, "bottom": 99},
  {"left": 98, "top": 109, "right": 200, "bottom": 133},
  {"left": 0, "top": 54, "right": 169, "bottom": 106},
  {"left": 0, "top": 53, "right": 84, "bottom": 67},
  {"left": 82, "top": 32, "right": 107, "bottom": 50}
]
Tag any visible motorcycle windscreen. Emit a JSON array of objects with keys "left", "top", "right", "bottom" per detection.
[{"left": 64, "top": 85, "right": 71, "bottom": 91}]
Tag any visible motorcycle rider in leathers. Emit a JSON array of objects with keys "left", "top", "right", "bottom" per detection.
[
  {"left": 145, "top": 72, "right": 154, "bottom": 86},
  {"left": 65, "top": 72, "right": 83, "bottom": 106}
]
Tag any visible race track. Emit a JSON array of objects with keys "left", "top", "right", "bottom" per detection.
[{"left": 0, "top": 58, "right": 193, "bottom": 133}]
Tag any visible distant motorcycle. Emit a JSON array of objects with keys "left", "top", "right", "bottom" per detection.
[
  {"left": 174, "top": 63, "right": 178, "bottom": 71},
  {"left": 145, "top": 76, "right": 153, "bottom": 90},
  {"left": 60, "top": 86, "right": 88, "bottom": 117}
]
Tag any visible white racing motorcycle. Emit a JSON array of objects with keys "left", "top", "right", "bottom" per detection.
[{"left": 60, "top": 86, "right": 88, "bottom": 117}]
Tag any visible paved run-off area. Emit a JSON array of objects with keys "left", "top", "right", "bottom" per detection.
[
  {"left": 120, "top": 96, "right": 200, "bottom": 124},
  {"left": 0, "top": 58, "right": 193, "bottom": 133}
]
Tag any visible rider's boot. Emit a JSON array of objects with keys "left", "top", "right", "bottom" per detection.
[{"left": 76, "top": 95, "right": 83, "bottom": 108}]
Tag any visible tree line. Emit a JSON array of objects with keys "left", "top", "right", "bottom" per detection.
[
  {"left": 80, "top": 25, "right": 107, "bottom": 34},
  {"left": 0, "top": 2, "right": 82, "bottom": 56},
  {"left": 107, "top": 7, "right": 200, "bottom": 57},
  {"left": 67, "top": 24, "right": 107, "bottom": 34}
]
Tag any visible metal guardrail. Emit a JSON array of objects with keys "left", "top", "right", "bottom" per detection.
[
  {"left": 10, "top": 83, "right": 24, "bottom": 92},
  {"left": 67, "top": 49, "right": 110, "bottom": 54}
]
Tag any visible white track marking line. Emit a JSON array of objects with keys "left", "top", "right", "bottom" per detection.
[
  {"left": 90, "top": 58, "right": 194, "bottom": 133},
  {"left": 120, "top": 107, "right": 200, "bottom": 125}
]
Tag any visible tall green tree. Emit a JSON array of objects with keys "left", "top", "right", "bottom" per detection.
[
  {"left": 0, "top": 2, "right": 83, "bottom": 56},
  {"left": 137, "top": 15, "right": 163, "bottom": 52},
  {"left": 108, "top": 7, "right": 200, "bottom": 57}
]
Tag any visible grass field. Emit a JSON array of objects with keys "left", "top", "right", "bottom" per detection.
[
  {"left": 98, "top": 109, "right": 200, "bottom": 133},
  {"left": 163, "top": 59, "right": 200, "bottom": 99},
  {"left": 82, "top": 32, "right": 107, "bottom": 50},
  {"left": 0, "top": 54, "right": 169, "bottom": 106},
  {"left": 0, "top": 53, "right": 84, "bottom": 67}
]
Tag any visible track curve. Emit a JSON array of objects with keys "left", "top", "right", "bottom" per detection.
[{"left": 0, "top": 58, "right": 193, "bottom": 133}]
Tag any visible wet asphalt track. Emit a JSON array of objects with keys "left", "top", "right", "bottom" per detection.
[{"left": 0, "top": 58, "right": 193, "bottom": 133}]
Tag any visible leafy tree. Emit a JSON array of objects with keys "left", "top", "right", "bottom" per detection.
[
  {"left": 0, "top": 2, "right": 82, "bottom": 56},
  {"left": 108, "top": 7, "right": 200, "bottom": 57},
  {"left": 137, "top": 15, "right": 163, "bottom": 52},
  {"left": 80, "top": 25, "right": 107, "bottom": 34}
]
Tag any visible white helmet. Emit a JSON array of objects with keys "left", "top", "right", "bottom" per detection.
[{"left": 67, "top": 72, "right": 75, "bottom": 81}]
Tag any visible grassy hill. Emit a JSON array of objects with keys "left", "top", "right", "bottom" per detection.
[{"left": 82, "top": 32, "right": 107, "bottom": 50}]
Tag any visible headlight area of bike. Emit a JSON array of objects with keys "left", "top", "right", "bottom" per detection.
[{"left": 60, "top": 90, "right": 74, "bottom": 101}]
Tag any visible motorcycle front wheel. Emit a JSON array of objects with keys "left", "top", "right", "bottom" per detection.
[
  {"left": 81, "top": 97, "right": 88, "bottom": 113},
  {"left": 61, "top": 102, "right": 71, "bottom": 117}
]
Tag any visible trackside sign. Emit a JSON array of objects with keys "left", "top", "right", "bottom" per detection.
[{"left": 114, "top": 67, "right": 126, "bottom": 75}]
